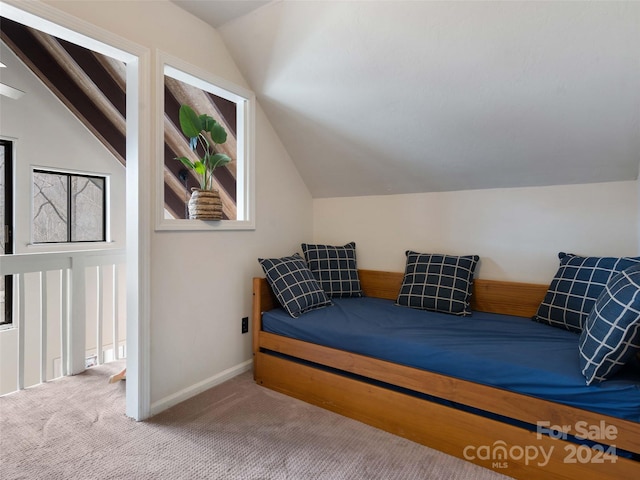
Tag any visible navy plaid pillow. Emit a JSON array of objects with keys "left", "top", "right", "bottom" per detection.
[
  {"left": 301, "top": 242, "right": 363, "bottom": 298},
  {"left": 258, "top": 254, "right": 332, "bottom": 318},
  {"left": 396, "top": 251, "right": 479, "bottom": 316},
  {"left": 534, "top": 253, "right": 640, "bottom": 333},
  {"left": 579, "top": 264, "right": 640, "bottom": 384}
]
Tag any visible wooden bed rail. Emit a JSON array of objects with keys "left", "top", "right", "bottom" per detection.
[
  {"left": 251, "top": 276, "right": 278, "bottom": 357},
  {"left": 357, "top": 269, "right": 549, "bottom": 318}
]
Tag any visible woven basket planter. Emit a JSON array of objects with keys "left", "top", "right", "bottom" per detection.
[{"left": 188, "top": 188, "right": 223, "bottom": 220}]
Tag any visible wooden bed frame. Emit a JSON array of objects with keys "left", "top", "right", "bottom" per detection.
[{"left": 252, "top": 269, "right": 640, "bottom": 479}]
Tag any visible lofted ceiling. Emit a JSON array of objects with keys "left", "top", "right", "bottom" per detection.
[{"left": 174, "top": 0, "right": 640, "bottom": 198}]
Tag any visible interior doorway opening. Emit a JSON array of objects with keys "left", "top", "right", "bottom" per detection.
[{"left": 0, "top": 0, "right": 149, "bottom": 420}]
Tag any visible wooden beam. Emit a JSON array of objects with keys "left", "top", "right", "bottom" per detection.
[
  {"left": 208, "top": 91, "right": 237, "bottom": 137},
  {"left": 93, "top": 53, "right": 127, "bottom": 92},
  {"left": 57, "top": 38, "right": 126, "bottom": 117},
  {"left": 0, "top": 20, "right": 125, "bottom": 165},
  {"left": 30, "top": 29, "right": 126, "bottom": 136},
  {"left": 164, "top": 181, "right": 188, "bottom": 220}
]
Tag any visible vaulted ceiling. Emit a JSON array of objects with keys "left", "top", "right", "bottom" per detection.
[{"left": 174, "top": 0, "right": 640, "bottom": 198}]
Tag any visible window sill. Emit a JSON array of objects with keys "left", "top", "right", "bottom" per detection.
[
  {"left": 155, "top": 219, "right": 255, "bottom": 232},
  {"left": 22, "top": 241, "right": 122, "bottom": 254}
]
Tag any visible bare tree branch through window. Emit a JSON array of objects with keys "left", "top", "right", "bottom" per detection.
[{"left": 32, "top": 170, "right": 105, "bottom": 243}]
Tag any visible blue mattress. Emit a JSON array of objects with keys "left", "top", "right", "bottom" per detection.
[{"left": 262, "top": 297, "right": 640, "bottom": 422}]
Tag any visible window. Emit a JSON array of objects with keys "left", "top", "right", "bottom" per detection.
[
  {"left": 1, "top": 139, "right": 13, "bottom": 326},
  {"left": 32, "top": 169, "right": 106, "bottom": 243},
  {"left": 156, "top": 52, "right": 255, "bottom": 231}
]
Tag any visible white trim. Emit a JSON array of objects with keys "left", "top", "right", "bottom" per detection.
[
  {"left": 68, "top": 254, "right": 86, "bottom": 374},
  {"left": 29, "top": 164, "right": 114, "bottom": 178},
  {"left": 16, "top": 273, "right": 24, "bottom": 390},
  {"left": 154, "top": 51, "right": 256, "bottom": 231},
  {"left": 0, "top": 0, "right": 152, "bottom": 420},
  {"left": 126, "top": 51, "right": 152, "bottom": 421},
  {"left": 164, "top": 64, "right": 249, "bottom": 106},
  {"left": 149, "top": 359, "right": 253, "bottom": 416},
  {"left": 0, "top": 1, "right": 136, "bottom": 63}
]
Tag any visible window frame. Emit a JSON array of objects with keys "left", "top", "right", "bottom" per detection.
[
  {"left": 31, "top": 167, "right": 109, "bottom": 244},
  {"left": 1, "top": 138, "right": 14, "bottom": 327},
  {"left": 154, "top": 51, "right": 256, "bottom": 231}
]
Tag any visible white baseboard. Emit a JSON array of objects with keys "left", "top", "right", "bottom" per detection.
[{"left": 149, "top": 359, "right": 252, "bottom": 416}]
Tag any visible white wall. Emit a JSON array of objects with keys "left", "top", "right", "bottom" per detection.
[
  {"left": 313, "top": 181, "right": 639, "bottom": 284},
  {"left": 42, "top": 0, "right": 313, "bottom": 410}
]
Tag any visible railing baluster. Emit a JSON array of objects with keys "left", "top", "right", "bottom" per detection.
[
  {"left": 60, "top": 269, "right": 69, "bottom": 376},
  {"left": 69, "top": 257, "right": 87, "bottom": 375},
  {"left": 96, "top": 266, "right": 103, "bottom": 365},
  {"left": 113, "top": 263, "right": 119, "bottom": 360},
  {"left": 17, "top": 273, "right": 25, "bottom": 391},
  {"left": 40, "top": 271, "right": 48, "bottom": 384}
]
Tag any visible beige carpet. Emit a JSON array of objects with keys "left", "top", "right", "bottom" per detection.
[{"left": 0, "top": 361, "right": 512, "bottom": 480}]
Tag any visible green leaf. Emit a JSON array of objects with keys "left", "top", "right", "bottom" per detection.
[
  {"left": 193, "top": 160, "right": 206, "bottom": 177},
  {"left": 209, "top": 121, "right": 227, "bottom": 144},
  {"left": 199, "top": 114, "right": 215, "bottom": 132},
  {"left": 209, "top": 153, "right": 231, "bottom": 170},
  {"left": 179, "top": 105, "right": 202, "bottom": 138},
  {"left": 176, "top": 156, "right": 195, "bottom": 170}
]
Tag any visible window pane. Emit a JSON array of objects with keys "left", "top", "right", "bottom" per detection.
[
  {"left": 164, "top": 74, "right": 238, "bottom": 220},
  {"left": 1, "top": 144, "right": 5, "bottom": 323},
  {"left": 71, "top": 176, "right": 104, "bottom": 242},
  {"left": 1, "top": 143, "right": 5, "bottom": 254},
  {"left": 33, "top": 171, "right": 68, "bottom": 242}
]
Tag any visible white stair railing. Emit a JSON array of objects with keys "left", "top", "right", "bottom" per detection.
[{"left": 0, "top": 249, "right": 126, "bottom": 395}]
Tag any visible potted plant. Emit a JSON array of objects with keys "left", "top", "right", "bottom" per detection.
[{"left": 176, "top": 104, "right": 232, "bottom": 220}]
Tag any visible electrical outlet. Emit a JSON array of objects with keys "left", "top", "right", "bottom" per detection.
[{"left": 241, "top": 317, "right": 249, "bottom": 334}]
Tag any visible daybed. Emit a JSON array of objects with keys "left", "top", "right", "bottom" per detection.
[{"left": 252, "top": 268, "right": 640, "bottom": 480}]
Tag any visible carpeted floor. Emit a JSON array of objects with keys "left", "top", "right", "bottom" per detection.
[{"left": 0, "top": 361, "right": 513, "bottom": 479}]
